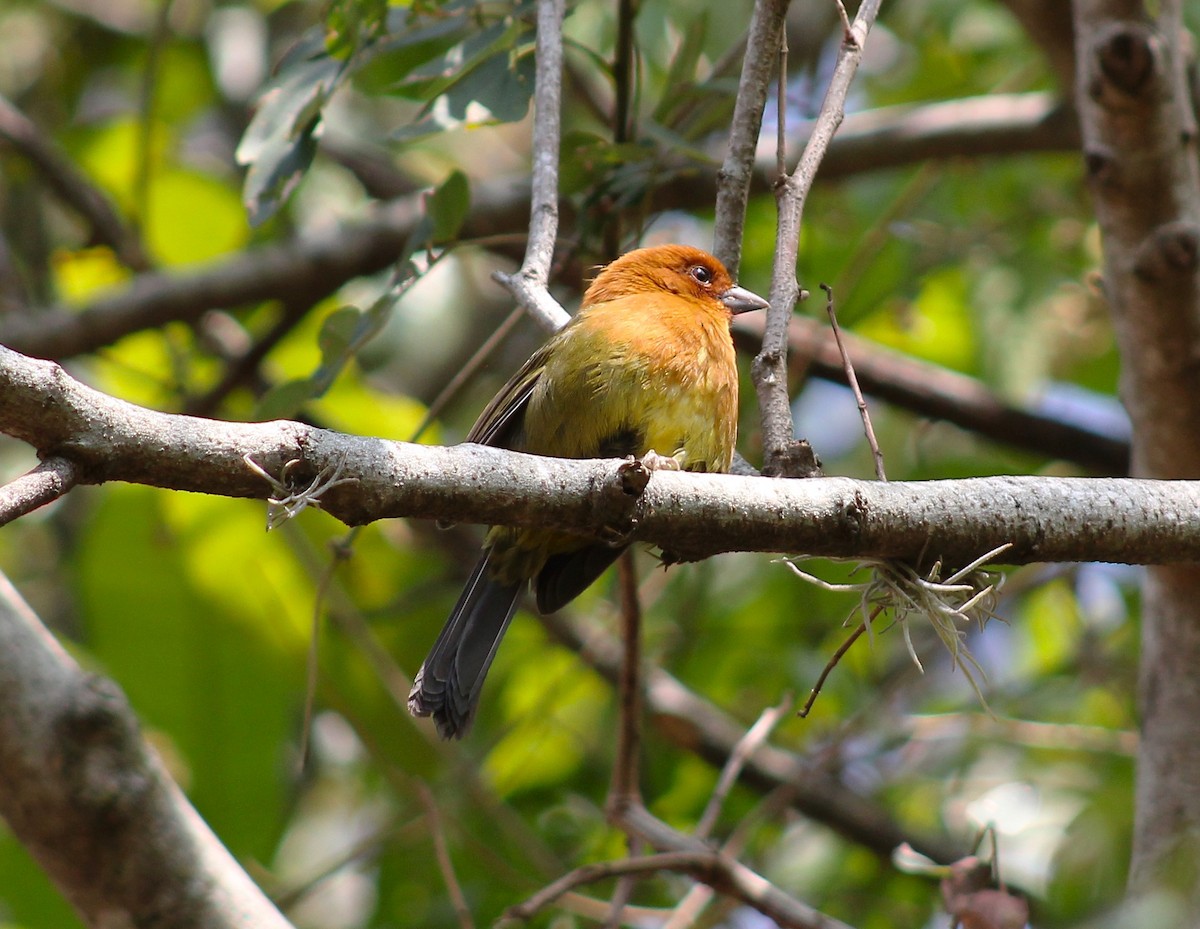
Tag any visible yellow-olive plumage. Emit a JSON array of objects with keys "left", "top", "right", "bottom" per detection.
[{"left": 408, "top": 244, "right": 768, "bottom": 738}]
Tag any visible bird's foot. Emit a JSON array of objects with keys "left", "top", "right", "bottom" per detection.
[{"left": 641, "top": 448, "right": 685, "bottom": 471}]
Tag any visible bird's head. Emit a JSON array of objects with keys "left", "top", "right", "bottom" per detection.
[{"left": 582, "top": 245, "right": 769, "bottom": 316}]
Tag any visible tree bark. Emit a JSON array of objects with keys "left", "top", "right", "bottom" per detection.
[
  {"left": 0, "top": 573, "right": 295, "bottom": 929},
  {"left": 1072, "top": 0, "right": 1200, "bottom": 901}
]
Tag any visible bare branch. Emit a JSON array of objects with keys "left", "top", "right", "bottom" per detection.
[
  {"left": 733, "top": 313, "right": 1131, "bottom": 475},
  {"left": 756, "top": 0, "right": 884, "bottom": 474},
  {"left": 0, "top": 93, "right": 1076, "bottom": 363},
  {"left": 609, "top": 553, "right": 645, "bottom": 810},
  {"left": 821, "top": 284, "right": 887, "bottom": 481},
  {"left": 0, "top": 571, "right": 294, "bottom": 928},
  {"left": 611, "top": 804, "right": 857, "bottom": 929},
  {"left": 712, "top": 0, "right": 790, "bottom": 273},
  {"left": 1072, "top": 0, "right": 1200, "bottom": 898},
  {"left": 417, "top": 784, "right": 475, "bottom": 929},
  {"left": 0, "top": 457, "right": 78, "bottom": 526},
  {"left": 0, "top": 343, "right": 1197, "bottom": 565},
  {"left": 492, "top": 0, "right": 572, "bottom": 334},
  {"left": 0, "top": 93, "right": 150, "bottom": 272},
  {"left": 694, "top": 695, "right": 792, "bottom": 840},
  {"left": 504, "top": 849, "right": 855, "bottom": 929},
  {"left": 540, "top": 611, "right": 960, "bottom": 866}
]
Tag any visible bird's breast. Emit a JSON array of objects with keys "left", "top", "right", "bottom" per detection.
[{"left": 523, "top": 302, "right": 739, "bottom": 472}]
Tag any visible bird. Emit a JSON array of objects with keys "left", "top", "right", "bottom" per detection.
[{"left": 407, "top": 244, "right": 769, "bottom": 738}]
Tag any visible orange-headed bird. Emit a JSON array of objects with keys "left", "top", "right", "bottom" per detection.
[{"left": 408, "top": 244, "right": 768, "bottom": 738}]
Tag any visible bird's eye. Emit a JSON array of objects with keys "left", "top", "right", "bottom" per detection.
[{"left": 689, "top": 265, "right": 713, "bottom": 285}]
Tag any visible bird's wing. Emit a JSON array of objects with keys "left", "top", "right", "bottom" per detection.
[{"left": 465, "top": 342, "right": 552, "bottom": 449}]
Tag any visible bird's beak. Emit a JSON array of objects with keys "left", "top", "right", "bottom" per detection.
[{"left": 720, "top": 285, "right": 770, "bottom": 315}]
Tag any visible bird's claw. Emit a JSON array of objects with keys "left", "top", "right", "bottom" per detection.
[
  {"left": 641, "top": 448, "right": 685, "bottom": 471},
  {"left": 599, "top": 518, "right": 639, "bottom": 547}
]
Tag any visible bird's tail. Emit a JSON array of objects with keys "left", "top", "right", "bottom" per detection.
[{"left": 408, "top": 554, "right": 521, "bottom": 739}]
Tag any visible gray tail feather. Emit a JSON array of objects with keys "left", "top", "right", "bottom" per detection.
[
  {"left": 408, "top": 554, "right": 521, "bottom": 739},
  {"left": 535, "top": 543, "right": 627, "bottom": 614}
]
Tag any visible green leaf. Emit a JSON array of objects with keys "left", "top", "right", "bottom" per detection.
[
  {"left": 428, "top": 170, "right": 470, "bottom": 243},
  {"left": 237, "top": 56, "right": 343, "bottom": 225},
  {"left": 236, "top": 57, "right": 341, "bottom": 166},
  {"left": 324, "top": 0, "right": 389, "bottom": 60},
  {"left": 76, "top": 487, "right": 304, "bottom": 861},
  {"left": 354, "top": 13, "right": 472, "bottom": 95},
  {"left": 317, "top": 305, "right": 364, "bottom": 362},
  {"left": 241, "top": 121, "right": 321, "bottom": 227},
  {"left": 654, "top": 13, "right": 708, "bottom": 123},
  {"left": 255, "top": 378, "right": 320, "bottom": 421}
]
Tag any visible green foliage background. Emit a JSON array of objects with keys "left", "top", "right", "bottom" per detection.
[{"left": 0, "top": 0, "right": 1164, "bottom": 926}]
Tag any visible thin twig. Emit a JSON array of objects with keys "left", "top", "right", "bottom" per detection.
[
  {"left": 294, "top": 530, "right": 358, "bottom": 769},
  {"left": 418, "top": 784, "right": 476, "bottom": 929},
  {"left": 409, "top": 307, "right": 526, "bottom": 442},
  {"left": 755, "top": 0, "right": 885, "bottom": 474},
  {"left": 821, "top": 283, "right": 886, "bottom": 481},
  {"left": 502, "top": 853, "right": 721, "bottom": 926},
  {"left": 184, "top": 298, "right": 317, "bottom": 416},
  {"left": 665, "top": 784, "right": 804, "bottom": 929},
  {"left": 0, "top": 457, "right": 78, "bottom": 527},
  {"left": 273, "top": 817, "right": 406, "bottom": 911},
  {"left": 797, "top": 618, "right": 869, "bottom": 718},
  {"left": 712, "top": 0, "right": 790, "bottom": 273},
  {"left": 492, "top": 0, "right": 571, "bottom": 333},
  {"left": 610, "top": 552, "right": 644, "bottom": 809},
  {"left": 694, "top": 694, "right": 793, "bottom": 839},
  {"left": 776, "top": 30, "right": 788, "bottom": 180},
  {"left": 604, "top": 835, "right": 643, "bottom": 929},
  {"left": 833, "top": 0, "right": 852, "bottom": 36},
  {"left": 606, "top": 0, "right": 638, "bottom": 257},
  {"left": 603, "top": 552, "right": 647, "bottom": 929},
  {"left": 133, "top": 1, "right": 171, "bottom": 232},
  {"left": 504, "top": 848, "right": 854, "bottom": 929},
  {"left": 612, "top": 804, "right": 857, "bottom": 929}
]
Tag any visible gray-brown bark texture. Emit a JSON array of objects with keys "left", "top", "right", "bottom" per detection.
[{"left": 1072, "top": 0, "right": 1200, "bottom": 901}]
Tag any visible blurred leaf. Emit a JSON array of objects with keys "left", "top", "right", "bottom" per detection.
[
  {"left": 443, "top": 46, "right": 534, "bottom": 122},
  {"left": 653, "top": 12, "right": 708, "bottom": 123},
  {"left": 354, "top": 12, "right": 472, "bottom": 95},
  {"left": 428, "top": 170, "right": 470, "bottom": 243},
  {"left": 640, "top": 118, "right": 719, "bottom": 166},
  {"left": 238, "top": 57, "right": 344, "bottom": 225},
  {"left": 392, "top": 21, "right": 534, "bottom": 138},
  {"left": 50, "top": 246, "right": 131, "bottom": 305},
  {"left": 317, "top": 305, "right": 364, "bottom": 362},
  {"left": 857, "top": 266, "right": 978, "bottom": 371},
  {"left": 256, "top": 378, "right": 321, "bottom": 421},
  {"left": 237, "top": 58, "right": 341, "bottom": 166},
  {"left": 144, "top": 170, "right": 248, "bottom": 265},
  {"left": 255, "top": 265, "right": 422, "bottom": 420},
  {"left": 325, "top": 0, "right": 390, "bottom": 59}
]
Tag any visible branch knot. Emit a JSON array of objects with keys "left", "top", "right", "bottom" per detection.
[{"left": 1090, "top": 23, "right": 1160, "bottom": 104}]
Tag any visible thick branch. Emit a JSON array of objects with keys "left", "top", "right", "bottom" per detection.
[
  {"left": 733, "top": 314, "right": 1130, "bottom": 475},
  {"left": 1073, "top": 0, "right": 1200, "bottom": 899},
  {"left": 0, "top": 572, "right": 294, "bottom": 928},
  {"left": 0, "top": 344, "right": 1197, "bottom": 566},
  {"left": 0, "top": 93, "right": 151, "bottom": 272}
]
